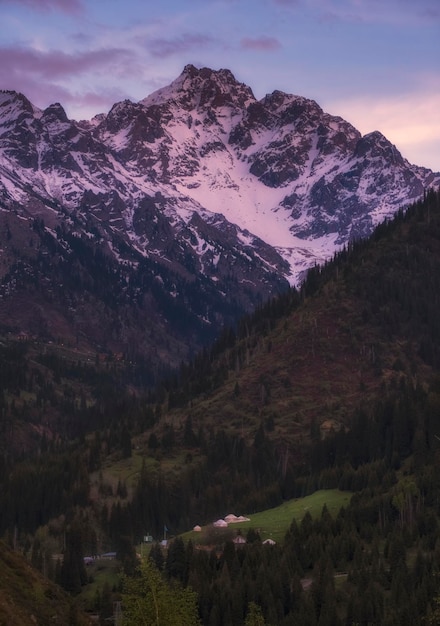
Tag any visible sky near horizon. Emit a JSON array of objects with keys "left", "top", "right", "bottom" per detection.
[{"left": 0, "top": 0, "right": 439, "bottom": 171}]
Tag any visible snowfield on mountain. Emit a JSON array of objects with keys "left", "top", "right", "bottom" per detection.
[
  {"left": 1, "top": 65, "right": 438, "bottom": 287},
  {"left": 0, "top": 66, "right": 439, "bottom": 371}
]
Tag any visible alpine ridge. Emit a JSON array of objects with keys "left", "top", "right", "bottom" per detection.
[{"left": 0, "top": 66, "right": 438, "bottom": 373}]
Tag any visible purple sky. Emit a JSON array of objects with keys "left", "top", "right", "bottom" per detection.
[{"left": 0, "top": 0, "right": 439, "bottom": 171}]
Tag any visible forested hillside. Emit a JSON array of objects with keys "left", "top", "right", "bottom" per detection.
[
  {"left": 1, "top": 187, "right": 440, "bottom": 624},
  {"left": 0, "top": 540, "right": 92, "bottom": 625}
]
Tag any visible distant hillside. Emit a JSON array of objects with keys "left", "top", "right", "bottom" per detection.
[
  {"left": 0, "top": 187, "right": 439, "bottom": 523},
  {"left": 87, "top": 187, "right": 440, "bottom": 534},
  {"left": 0, "top": 540, "right": 92, "bottom": 626},
  {"left": 154, "top": 186, "right": 440, "bottom": 451}
]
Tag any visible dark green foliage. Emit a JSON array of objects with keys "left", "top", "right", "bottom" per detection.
[
  {"left": 122, "top": 558, "right": 201, "bottom": 625},
  {"left": 116, "top": 534, "right": 138, "bottom": 576},
  {"left": 149, "top": 541, "right": 165, "bottom": 571},
  {"left": 120, "top": 425, "right": 132, "bottom": 458},
  {"left": 165, "top": 536, "right": 188, "bottom": 583},
  {"left": 58, "top": 524, "right": 87, "bottom": 595},
  {"left": 0, "top": 450, "right": 90, "bottom": 534},
  {"left": 135, "top": 463, "right": 440, "bottom": 625}
]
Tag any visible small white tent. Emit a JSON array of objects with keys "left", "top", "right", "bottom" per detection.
[{"left": 213, "top": 519, "right": 228, "bottom": 528}]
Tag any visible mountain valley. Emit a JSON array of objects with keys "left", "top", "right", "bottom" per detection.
[{"left": 1, "top": 66, "right": 440, "bottom": 624}]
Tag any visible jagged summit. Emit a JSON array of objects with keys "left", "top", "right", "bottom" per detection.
[
  {"left": 140, "top": 64, "right": 255, "bottom": 111},
  {"left": 0, "top": 90, "right": 41, "bottom": 124},
  {"left": 41, "top": 102, "right": 69, "bottom": 124}
]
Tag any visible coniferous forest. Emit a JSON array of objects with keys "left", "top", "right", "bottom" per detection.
[{"left": 1, "top": 187, "right": 440, "bottom": 624}]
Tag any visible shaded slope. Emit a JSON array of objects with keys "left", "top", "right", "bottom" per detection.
[
  {"left": 0, "top": 541, "right": 92, "bottom": 626},
  {"left": 156, "top": 187, "right": 440, "bottom": 454},
  {"left": 82, "top": 187, "right": 440, "bottom": 536},
  {"left": 1, "top": 189, "right": 440, "bottom": 553}
]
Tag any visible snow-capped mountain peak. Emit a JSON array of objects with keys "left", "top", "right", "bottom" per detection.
[
  {"left": 0, "top": 66, "right": 439, "bottom": 292},
  {"left": 0, "top": 66, "right": 438, "bottom": 369},
  {"left": 140, "top": 64, "right": 255, "bottom": 113}
]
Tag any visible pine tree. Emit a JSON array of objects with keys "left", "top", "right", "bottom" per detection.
[
  {"left": 245, "top": 602, "right": 265, "bottom": 626},
  {"left": 58, "top": 524, "right": 87, "bottom": 595},
  {"left": 122, "top": 558, "right": 200, "bottom": 625}
]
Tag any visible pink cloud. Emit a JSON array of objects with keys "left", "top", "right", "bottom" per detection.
[
  {"left": 147, "top": 34, "right": 215, "bottom": 58},
  {"left": 311, "top": 0, "right": 440, "bottom": 25},
  {"left": 0, "top": 44, "right": 140, "bottom": 117},
  {"left": 0, "top": 45, "right": 135, "bottom": 80},
  {"left": 271, "top": 0, "right": 301, "bottom": 5},
  {"left": 0, "top": 64, "right": 131, "bottom": 118},
  {"left": 63, "top": 87, "right": 133, "bottom": 118},
  {"left": 0, "top": 0, "right": 83, "bottom": 14},
  {"left": 418, "top": 6, "right": 440, "bottom": 19},
  {"left": 241, "top": 37, "right": 282, "bottom": 51}
]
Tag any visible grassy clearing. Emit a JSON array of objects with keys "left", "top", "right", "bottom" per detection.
[
  {"left": 101, "top": 452, "right": 146, "bottom": 481},
  {"left": 183, "top": 489, "right": 352, "bottom": 545},
  {"left": 78, "top": 558, "right": 121, "bottom": 610}
]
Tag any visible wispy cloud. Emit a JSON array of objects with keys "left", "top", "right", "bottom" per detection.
[
  {"left": 147, "top": 34, "right": 216, "bottom": 59},
  {"left": 272, "top": 0, "right": 301, "bottom": 6},
  {"left": 64, "top": 87, "right": 131, "bottom": 117},
  {"left": 310, "top": 0, "right": 440, "bottom": 25},
  {"left": 0, "top": 44, "right": 139, "bottom": 117},
  {"left": 0, "top": 45, "right": 135, "bottom": 80},
  {"left": 270, "top": 0, "right": 440, "bottom": 25},
  {"left": 0, "top": 0, "right": 83, "bottom": 15},
  {"left": 241, "top": 36, "right": 282, "bottom": 51}
]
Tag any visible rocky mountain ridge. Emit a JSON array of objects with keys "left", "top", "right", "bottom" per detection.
[{"left": 0, "top": 65, "right": 438, "bottom": 374}]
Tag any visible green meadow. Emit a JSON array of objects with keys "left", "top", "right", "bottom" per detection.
[{"left": 183, "top": 489, "right": 352, "bottom": 545}]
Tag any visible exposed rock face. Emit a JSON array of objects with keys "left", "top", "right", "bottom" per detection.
[{"left": 0, "top": 67, "right": 438, "bottom": 373}]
